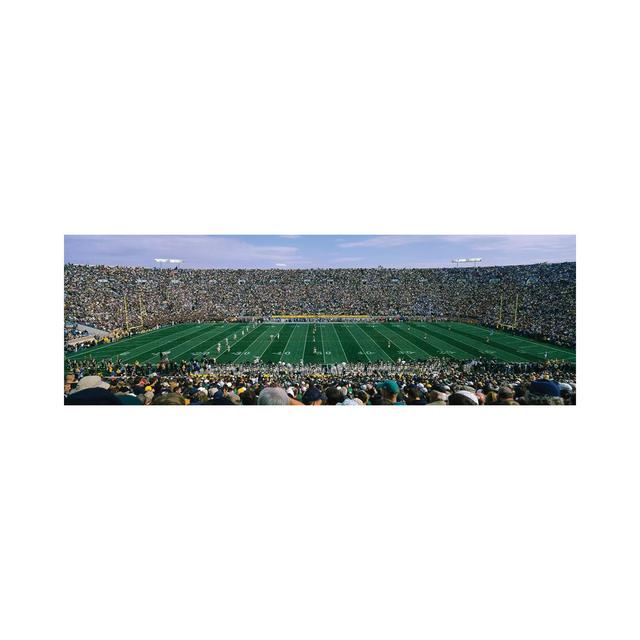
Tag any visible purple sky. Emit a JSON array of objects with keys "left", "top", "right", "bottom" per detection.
[{"left": 65, "top": 235, "right": 576, "bottom": 269}]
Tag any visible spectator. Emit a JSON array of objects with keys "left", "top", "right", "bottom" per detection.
[
  {"left": 302, "top": 387, "right": 326, "bottom": 406},
  {"left": 152, "top": 392, "right": 188, "bottom": 405},
  {"left": 64, "top": 354, "right": 575, "bottom": 406},
  {"left": 404, "top": 385, "right": 426, "bottom": 405},
  {"left": 522, "top": 380, "right": 565, "bottom": 405},
  {"left": 258, "top": 387, "right": 291, "bottom": 405},
  {"left": 65, "top": 387, "right": 122, "bottom": 405},
  {"left": 377, "top": 380, "right": 405, "bottom": 405},
  {"left": 324, "top": 387, "right": 344, "bottom": 406},
  {"left": 496, "top": 386, "right": 518, "bottom": 406},
  {"left": 448, "top": 391, "right": 479, "bottom": 405},
  {"left": 64, "top": 261, "right": 576, "bottom": 348}
]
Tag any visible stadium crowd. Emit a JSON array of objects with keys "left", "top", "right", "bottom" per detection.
[
  {"left": 65, "top": 262, "right": 576, "bottom": 346},
  {"left": 64, "top": 357, "right": 576, "bottom": 405}
]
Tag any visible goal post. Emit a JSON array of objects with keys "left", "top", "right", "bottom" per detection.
[
  {"left": 123, "top": 294, "right": 143, "bottom": 333},
  {"left": 496, "top": 291, "right": 520, "bottom": 329}
]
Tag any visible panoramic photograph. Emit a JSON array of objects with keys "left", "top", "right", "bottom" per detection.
[{"left": 64, "top": 235, "right": 576, "bottom": 405}]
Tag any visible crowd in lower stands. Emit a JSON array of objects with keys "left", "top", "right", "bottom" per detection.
[
  {"left": 64, "top": 358, "right": 576, "bottom": 405},
  {"left": 64, "top": 262, "right": 576, "bottom": 346}
]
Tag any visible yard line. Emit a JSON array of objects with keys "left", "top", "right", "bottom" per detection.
[
  {"left": 230, "top": 323, "right": 275, "bottom": 363},
  {"left": 197, "top": 323, "right": 251, "bottom": 357},
  {"left": 440, "top": 323, "right": 547, "bottom": 362},
  {"left": 348, "top": 323, "right": 393, "bottom": 362},
  {"left": 356, "top": 324, "right": 400, "bottom": 360},
  {"left": 223, "top": 323, "right": 271, "bottom": 363},
  {"left": 255, "top": 326, "right": 285, "bottom": 362},
  {"left": 141, "top": 324, "right": 238, "bottom": 363},
  {"left": 303, "top": 322, "right": 321, "bottom": 364},
  {"left": 123, "top": 323, "right": 218, "bottom": 360},
  {"left": 411, "top": 326, "right": 473, "bottom": 359},
  {"left": 64, "top": 323, "right": 200, "bottom": 360},
  {"left": 167, "top": 323, "right": 249, "bottom": 362},
  {"left": 382, "top": 323, "right": 443, "bottom": 358},
  {"left": 319, "top": 323, "right": 326, "bottom": 364},
  {"left": 378, "top": 324, "right": 428, "bottom": 359},
  {"left": 418, "top": 321, "right": 575, "bottom": 360},
  {"left": 342, "top": 323, "right": 372, "bottom": 363},
  {"left": 64, "top": 325, "right": 188, "bottom": 360},
  {"left": 406, "top": 323, "right": 482, "bottom": 359},
  {"left": 457, "top": 323, "right": 576, "bottom": 357},
  {"left": 196, "top": 323, "right": 264, "bottom": 364},
  {"left": 286, "top": 323, "right": 308, "bottom": 364},
  {"left": 300, "top": 323, "right": 310, "bottom": 364},
  {"left": 273, "top": 324, "right": 298, "bottom": 362},
  {"left": 326, "top": 323, "right": 349, "bottom": 363},
  {"left": 366, "top": 323, "right": 430, "bottom": 360},
  {"left": 91, "top": 323, "right": 215, "bottom": 362},
  {"left": 389, "top": 323, "right": 459, "bottom": 357},
  {"left": 245, "top": 323, "right": 293, "bottom": 364},
  {"left": 445, "top": 324, "right": 544, "bottom": 359},
  {"left": 425, "top": 323, "right": 522, "bottom": 362},
  {"left": 228, "top": 323, "right": 263, "bottom": 350},
  {"left": 321, "top": 322, "right": 347, "bottom": 364},
  {"left": 143, "top": 324, "right": 235, "bottom": 363}
]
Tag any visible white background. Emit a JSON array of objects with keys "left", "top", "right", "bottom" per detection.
[{"left": 1, "top": 1, "right": 639, "bottom": 638}]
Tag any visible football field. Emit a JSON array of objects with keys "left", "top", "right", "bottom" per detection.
[{"left": 65, "top": 322, "right": 576, "bottom": 365}]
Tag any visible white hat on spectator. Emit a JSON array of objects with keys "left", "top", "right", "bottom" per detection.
[{"left": 72, "top": 376, "right": 110, "bottom": 393}]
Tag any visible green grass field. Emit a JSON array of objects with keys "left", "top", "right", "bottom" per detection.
[{"left": 64, "top": 322, "right": 576, "bottom": 365}]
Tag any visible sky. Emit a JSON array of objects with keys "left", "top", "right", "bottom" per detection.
[{"left": 64, "top": 235, "right": 576, "bottom": 269}]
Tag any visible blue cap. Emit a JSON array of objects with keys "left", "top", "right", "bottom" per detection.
[
  {"left": 302, "top": 387, "right": 327, "bottom": 403},
  {"left": 529, "top": 379, "right": 561, "bottom": 397}
]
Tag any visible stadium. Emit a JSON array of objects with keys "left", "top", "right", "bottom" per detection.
[{"left": 64, "top": 238, "right": 576, "bottom": 406}]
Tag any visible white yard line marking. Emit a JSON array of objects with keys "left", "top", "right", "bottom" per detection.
[
  {"left": 329, "top": 323, "right": 349, "bottom": 362},
  {"left": 427, "top": 324, "right": 514, "bottom": 360},
  {"left": 169, "top": 324, "right": 246, "bottom": 361},
  {"left": 230, "top": 324, "right": 272, "bottom": 363},
  {"left": 343, "top": 324, "right": 372, "bottom": 363},
  {"left": 351, "top": 323, "right": 394, "bottom": 362},
  {"left": 274, "top": 325, "right": 298, "bottom": 362},
  {"left": 255, "top": 325, "right": 287, "bottom": 362},
  {"left": 451, "top": 323, "right": 576, "bottom": 356},
  {"left": 129, "top": 324, "right": 218, "bottom": 357},
  {"left": 319, "top": 324, "right": 326, "bottom": 364},
  {"left": 197, "top": 323, "right": 252, "bottom": 358},
  {"left": 112, "top": 324, "right": 215, "bottom": 361},
  {"left": 300, "top": 323, "right": 310, "bottom": 364},
  {"left": 67, "top": 323, "right": 201, "bottom": 360},
  {"left": 368, "top": 324, "right": 428, "bottom": 360}
]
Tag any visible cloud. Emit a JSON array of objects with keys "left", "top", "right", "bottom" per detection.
[
  {"left": 437, "top": 235, "right": 576, "bottom": 263},
  {"left": 331, "top": 256, "right": 365, "bottom": 264},
  {"left": 64, "top": 234, "right": 576, "bottom": 269},
  {"left": 337, "top": 236, "right": 425, "bottom": 249},
  {"left": 440, "top": 235, "right": 574, "bottom": 251},
  {"left": 65, "top": 235, "right": 301, "bottom": 267}
]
